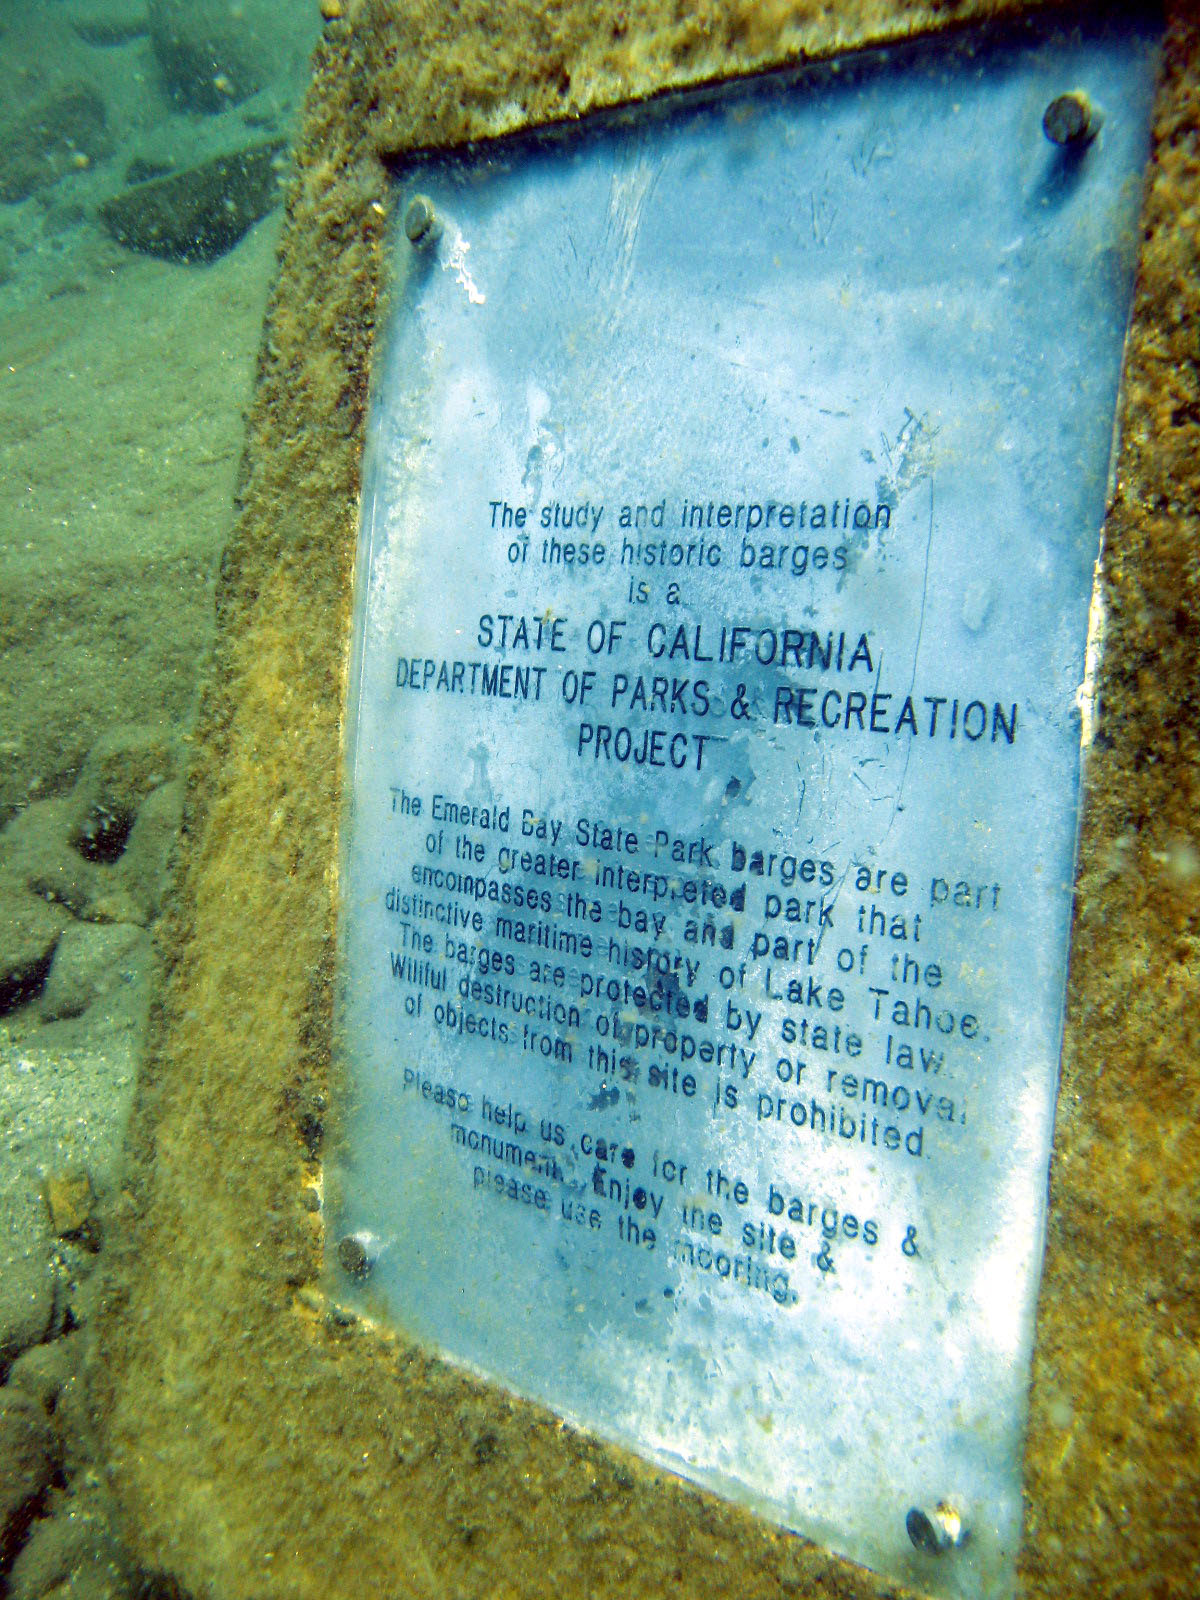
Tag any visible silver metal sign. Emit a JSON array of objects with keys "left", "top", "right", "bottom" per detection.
[{"left": 333, "top": 17, "right": 1159, "bottom": 1597}]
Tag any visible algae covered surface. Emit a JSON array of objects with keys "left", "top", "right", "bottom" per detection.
[{"left": 90, "top": 1, "right": 1200, "bottom": 1598}]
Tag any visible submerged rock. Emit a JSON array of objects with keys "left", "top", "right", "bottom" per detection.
[
  {"left": 0, "top": 1394, "right": 57, "bottom": 1559},
  {"left": 113, "top": 779, "right": 183, "bottom": 923},
  {"left": 98, "top": 140, "right": 287, "bottom": 263},
  {"left": 0, "top": 84, "right": 111, "bottom": 205},
  {"left": 2, "top": 797, "right": 101, "bottom": 919},
  {"left": 70, "top": 2, "right": 151, "bottom": 48},
  {"left": 0, "top": 727, "right": 176, "bottom": 1011},
  {"left": 6, "top": 1334, "right": 78, "bottom": 1418},
  {"left": 0, "top": 866, "right": 66, "bottom": 1014},
  {"left": 148, "top": 0, "right": 271, "bottom": 111},
  {"left": 39, "top": 923, "right": 149, "bottom": 1022},
  {"left": 8, "top": 1490, "right": 137, "bottom": 1600},
  {"left": 123, "top": 156, "right": 173, "bottom": 186},
  {"left": 70, "top": 726, "right": 177, "bottom": 859},
  {"left": 0, "top": 1186, "right": 54, "bottom": 1364},
  {"left": 43, "top": 1169, "right": 97, "bottom": 1241}
]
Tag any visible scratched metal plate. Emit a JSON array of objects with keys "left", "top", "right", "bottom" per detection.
[{"left": 332, "top": 16, "right": 1159, "bottom": 1598}]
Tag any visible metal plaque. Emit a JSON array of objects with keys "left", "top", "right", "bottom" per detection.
[{"left": 333, "top": 17, "right": 1159, "bottom": 1598}]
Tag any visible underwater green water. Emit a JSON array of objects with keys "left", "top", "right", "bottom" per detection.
[
  {"left": 0, "top": 4, "right": 319, "bottom": 1592},
  {"left": 0, "top": 6, "right": 1185, "bottom": 1598}
]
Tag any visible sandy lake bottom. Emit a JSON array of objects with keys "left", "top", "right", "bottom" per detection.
[{"left": 0, "top": 3, "right": 320, "bottom": 1590}]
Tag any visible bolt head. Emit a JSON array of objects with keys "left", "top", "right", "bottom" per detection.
[
  {"left": 405, "top": 194, "right": 439, "bottom": 244},
  {"left": 1043, "top": 91, "right": 1099, "bottom": 146},
  {"left": 337, "top": 1233, "right": 373, "bottom": 1279},
  {"left": 906, "top": 1501, "right": 968, "bottom": 1556}
]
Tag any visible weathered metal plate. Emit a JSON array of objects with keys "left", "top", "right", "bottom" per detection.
[{"left": 333, "top": 16, "right": 1158, "bottom": 1597}]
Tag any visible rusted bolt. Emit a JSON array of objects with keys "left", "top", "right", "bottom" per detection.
[
  {"left": 404, "top": 194, "right": 439, "bottom": 245},
  {"left": 337, "top": 1232, "right": 374, "bottom": 1279},
  {"left": 1043, "top": 91, "right": 1100, "bottom": 147}
]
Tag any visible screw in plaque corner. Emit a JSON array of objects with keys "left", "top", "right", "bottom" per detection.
[
  {"left": 905, "top": 1500, "right": 970, "bottom": 1557},
  {"left": 1043, "top": 90, "right": 1102, "bottom": 146},
  {"left": 404, "top": 193, "right": 441, "bottom": 246},
  {"left": 336, "top": 1230, "right": 377, "bottom": 1280}
]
